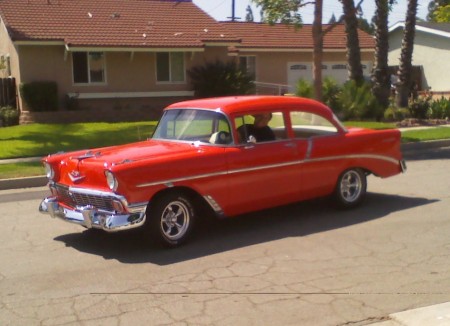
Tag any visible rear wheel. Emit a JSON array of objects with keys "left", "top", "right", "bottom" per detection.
[
  {"left": 146, "top": 192, "right": 195, "bottom": 247},
  {"left": 334, "top": 168, "right": 367, "bottom": 208}
]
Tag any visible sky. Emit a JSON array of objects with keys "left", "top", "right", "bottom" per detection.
[{"left": 192, "top": 0, "right": 431, "bottom": 25}]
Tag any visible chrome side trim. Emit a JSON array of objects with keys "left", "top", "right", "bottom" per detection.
[
  {"left": 307, "top": 154, "right": 400, "bottom": 165},
  {"left": 203, "top": 195, "right": 225, "bottom": 216},
  {"left": 136, "top": 153, "right": 400, "bottom": 188}
]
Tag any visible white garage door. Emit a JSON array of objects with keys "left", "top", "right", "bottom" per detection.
[{"left": 287, "top": 61, "right": 373, "bottom": 90}]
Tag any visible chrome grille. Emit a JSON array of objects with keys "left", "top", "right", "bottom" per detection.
[{"left": 55, "top": 184, "right": 114, "bottom": 212}]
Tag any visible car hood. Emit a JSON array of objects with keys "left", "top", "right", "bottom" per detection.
[
  {"left": 72, "top": 139, "right": 202, "bottom": 166},
  {"left": 48, "top": 139, "right": 214, "bottom": 188}
]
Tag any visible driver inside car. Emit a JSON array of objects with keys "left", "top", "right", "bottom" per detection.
[{"left": 238, "top": 113, "right": 276, "bottom": 143}]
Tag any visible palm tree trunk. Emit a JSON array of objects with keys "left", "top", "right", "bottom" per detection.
[
  {"left": 341, "top": 0, "right": 364, "bottom": 84},
  {"left": 371, "top": 0, "right": 391, "bottom": 110},
  {"left": 396, "top": 0, "right": 418, "bottom": 107},
  {"left": 312, "top": 0, "right": 323, "bottom": 101}
]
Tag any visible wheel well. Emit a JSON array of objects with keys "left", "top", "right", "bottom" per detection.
[{"left": 147, "top": 187, "right": 216, "bottom": 220}]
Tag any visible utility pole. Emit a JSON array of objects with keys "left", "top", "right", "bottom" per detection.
[{"left": 227, "top": 0, "right": 240, "bottom": 21}]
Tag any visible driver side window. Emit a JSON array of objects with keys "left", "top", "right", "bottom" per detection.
[{"left": 235, "top": 111, "right": 287, "bottom": 143}]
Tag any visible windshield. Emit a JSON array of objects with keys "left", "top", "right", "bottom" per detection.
[{"left": 152, "top": 109, "right": 232, "bottom": 144}]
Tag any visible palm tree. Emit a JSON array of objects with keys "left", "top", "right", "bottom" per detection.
[
  {"left": 312, "top": 0, "right": 324, "bottom": 100},
  {"left": 371, "top": 0, "right": 391, "bottom": 110},
  {"left": 396, "top": 0, "right": 418, "bottom": 107},
  {"left": 341, "top": 0, "right": 364, "bottom": 84}
]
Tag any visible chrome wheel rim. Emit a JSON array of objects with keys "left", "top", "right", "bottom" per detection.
[
  {"left": 340, "top": 170, "right": 363, "bottom": 203},
  {"left": 160, "top": 201, "right": 190, "bottom": 241}
]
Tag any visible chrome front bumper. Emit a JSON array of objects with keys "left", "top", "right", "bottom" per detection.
[{"left": 39, "top": 197, "right": 146, "bottom": 232}]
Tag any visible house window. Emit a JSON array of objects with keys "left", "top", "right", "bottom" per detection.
[
  {"left": 239, "top": 56, "right": 256, "bottom": 79},
  {"left": 332, "top": 64, "right": 347, "bottom": 70},
  {"left": 72, "top": 52, "right": 106, "bottom": 84},
  {"left": 156, "top": 52, "right": 185, "bottom": 82}
]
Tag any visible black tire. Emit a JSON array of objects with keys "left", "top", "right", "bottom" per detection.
[
  {"left": 334, "top": 168, "right": 367, "bottom": 208},
  {"left": 146, "top": 192, "right": 195, "bottom": 247}
]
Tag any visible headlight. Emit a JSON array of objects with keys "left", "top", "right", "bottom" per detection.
[
  {"left": 105, "top": 170, "right": 118, "bottom": 191},
  {"left": 44, "top": 162, "right": 55, "bottom": 180}
]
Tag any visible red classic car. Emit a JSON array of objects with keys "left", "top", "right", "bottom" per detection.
[{"left": 39, "top": 96, "right": 406, "bottom": 247}]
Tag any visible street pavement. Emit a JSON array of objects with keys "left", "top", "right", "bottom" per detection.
[{"left": 1, "top": 148, "right": 449, "bottom": 325}]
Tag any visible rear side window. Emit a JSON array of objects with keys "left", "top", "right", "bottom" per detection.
[{"left": 290, "top": 111, "right": 338, "bottom": 138}]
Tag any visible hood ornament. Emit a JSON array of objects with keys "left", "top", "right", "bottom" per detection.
[{"left": 69, "top": 170, "right": 85, "bottom": 183}]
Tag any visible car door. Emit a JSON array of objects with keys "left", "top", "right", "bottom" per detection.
[
  {"left": 289, "top": 110, "right": 343, "bottom": 200},
  {"left": 224, "top": 112, "right": 302, "bottom": 216}
]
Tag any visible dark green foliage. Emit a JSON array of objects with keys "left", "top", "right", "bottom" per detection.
[
  {"left": 295, "top": 79, "right": 314, "bottom": 98},
  {"left": 0, "top": 106, "right": 19, "bottom": 126},
  {"left": 188, "top": 61, "right": 254, "bottom": 98},
  {"left": 337, "top": 81, "right": 383, "bottom": 120},
  {"left": 295, "top": 78, "right": 382, "bottom": 120},
  {"left": 322, "top": 77, "right": 342, "bottom": 112},
  {"left": 428, "top": 96, "right": 450, "bottom": 119},
  {"left": 20, "top": 81, "right": 58, "bottom": 111},
  {"left": 384, "top": 105, "right": 410, "bottom": 121}
]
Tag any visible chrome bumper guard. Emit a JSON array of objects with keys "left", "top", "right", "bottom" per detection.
[{"left": 39, "top": 197, "right": 146, "bottom": 232}]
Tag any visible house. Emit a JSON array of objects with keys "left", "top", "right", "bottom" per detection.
[
  {"left": 388, "top": 21, "right": 450, "bottom": 96},
  {"left": 0, "top": 0, "right": 375, "bottom": 122},
  {"left": 223, "top": 22, "right": 375, "bottom": 94}
]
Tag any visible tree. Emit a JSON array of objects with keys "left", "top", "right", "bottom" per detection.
[
  {"left": 252, "top": 0, "right": 324, "bottom": 100},
  {"left": 329, "top": 13, "right": 337, "bottom": 24},
  {"left": 357, "top": 16, "right": 374, "bottom": 35},
  {"left": 434, "top": 5, "right": 450, "bottom": 22},
  {"left": 245, "top": 5, "right": 255, "bottom": 22},
  {"left": 371, "top": 0, "right": 392, "bottom": 110},
  {"left": 340, "top": 0, "right": 364, "bottom": 84},
  {"left": 427, "top": 0, "right": 450, "bottom": 21},
  {"left": 396, "top": 0, "right": 418, "bottom": 107}
]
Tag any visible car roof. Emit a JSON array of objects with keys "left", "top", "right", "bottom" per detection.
[{"left": 165, "top": 96, "right": 334, "bottom": 118}]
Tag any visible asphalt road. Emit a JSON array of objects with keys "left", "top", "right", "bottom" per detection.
[{"left": 1, "top": 147, "right": 449, "bottom": 326}]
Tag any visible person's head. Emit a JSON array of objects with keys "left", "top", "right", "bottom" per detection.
[{"left": 253, "top": 113, "right": 272, "bottom": 128}]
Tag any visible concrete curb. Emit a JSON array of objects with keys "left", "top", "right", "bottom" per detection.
[
  {"left": 0, "top": 175, "right": 47, "bottom": 191},
  {"left": 401, "top": 139, "right": 450, "bottom": 152},
  {"left": 1, "top": 139, "right": 449, "bottom": 191},
  {"left": 370, "top": 301, "right": 450, "bottom": 325}
]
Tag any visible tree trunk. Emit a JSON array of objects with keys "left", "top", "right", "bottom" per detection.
[
  {"left": 371, "top": 0, "right": 391, "bottom": 110},
  {"left": 396, "top": 0, "right": 418, "bottom": 107},
  {"left": 312, "top": 0, "right": 323, "bottom": 101},
  {"left": 341, "top": 0, "right": 364, "bottom": 84}
]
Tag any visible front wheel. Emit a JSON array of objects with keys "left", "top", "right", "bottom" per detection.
[
  {"left": 334, "top": 168, "right": 367, "bottom": 208},
  {"left": 146, "top": 193, "right": 195, "bottom": 247}
]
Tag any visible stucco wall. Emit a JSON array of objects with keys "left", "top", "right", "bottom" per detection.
[
  {"left": 15, "top": 45, "right": 231, "bottom": 111},
  {"left": 389, "top": 28, "right": 450, "bottom": 92},
  {"left": 241, "top": 50, "right": 374, "bottom": 90}
]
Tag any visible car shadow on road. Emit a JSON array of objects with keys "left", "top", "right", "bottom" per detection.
[{"left": 54, "top": 193, "right": 438, "bottom": 265}]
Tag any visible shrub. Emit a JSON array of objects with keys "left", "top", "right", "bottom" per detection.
[
  {"left": 338, "top": 80, "right": 383, "bottom": 120},
  {"left": 188, "top": 61, "right": 254, "bottom": 98},
  {"left": 322, "top": 77, "right": 342, "bottom": 114},
  {"left": 20, "top": 81, "right": 58, "bottom": 111},
  {"left": 295, "top": 79, "right": 314, "bottom": 98},
  {"left": 384, "top": 105, "right": 410, "bottom": 121},
  {"left": 428, "top": 96, "right": 450, "bottom": 119},
  {"left": 408, "top": 92, "right": 432, "bottom": 119},
  {"left": 0, "top": 106, "right": 19, "bottom": 127}
]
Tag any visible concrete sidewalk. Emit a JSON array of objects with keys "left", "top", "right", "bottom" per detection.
[{"left": 370, "top": 302, "right": 450, "bottom": 325}]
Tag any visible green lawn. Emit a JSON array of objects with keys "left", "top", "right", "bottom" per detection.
[
  {"left": 401, "top": 127, "right": 450, "bottom": 143},
  {"left": 0, "top": 122, "right": 157, "bottom": 159},
  {"left": 0, "top": 121, "right": 449, "bottom": 180}
]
